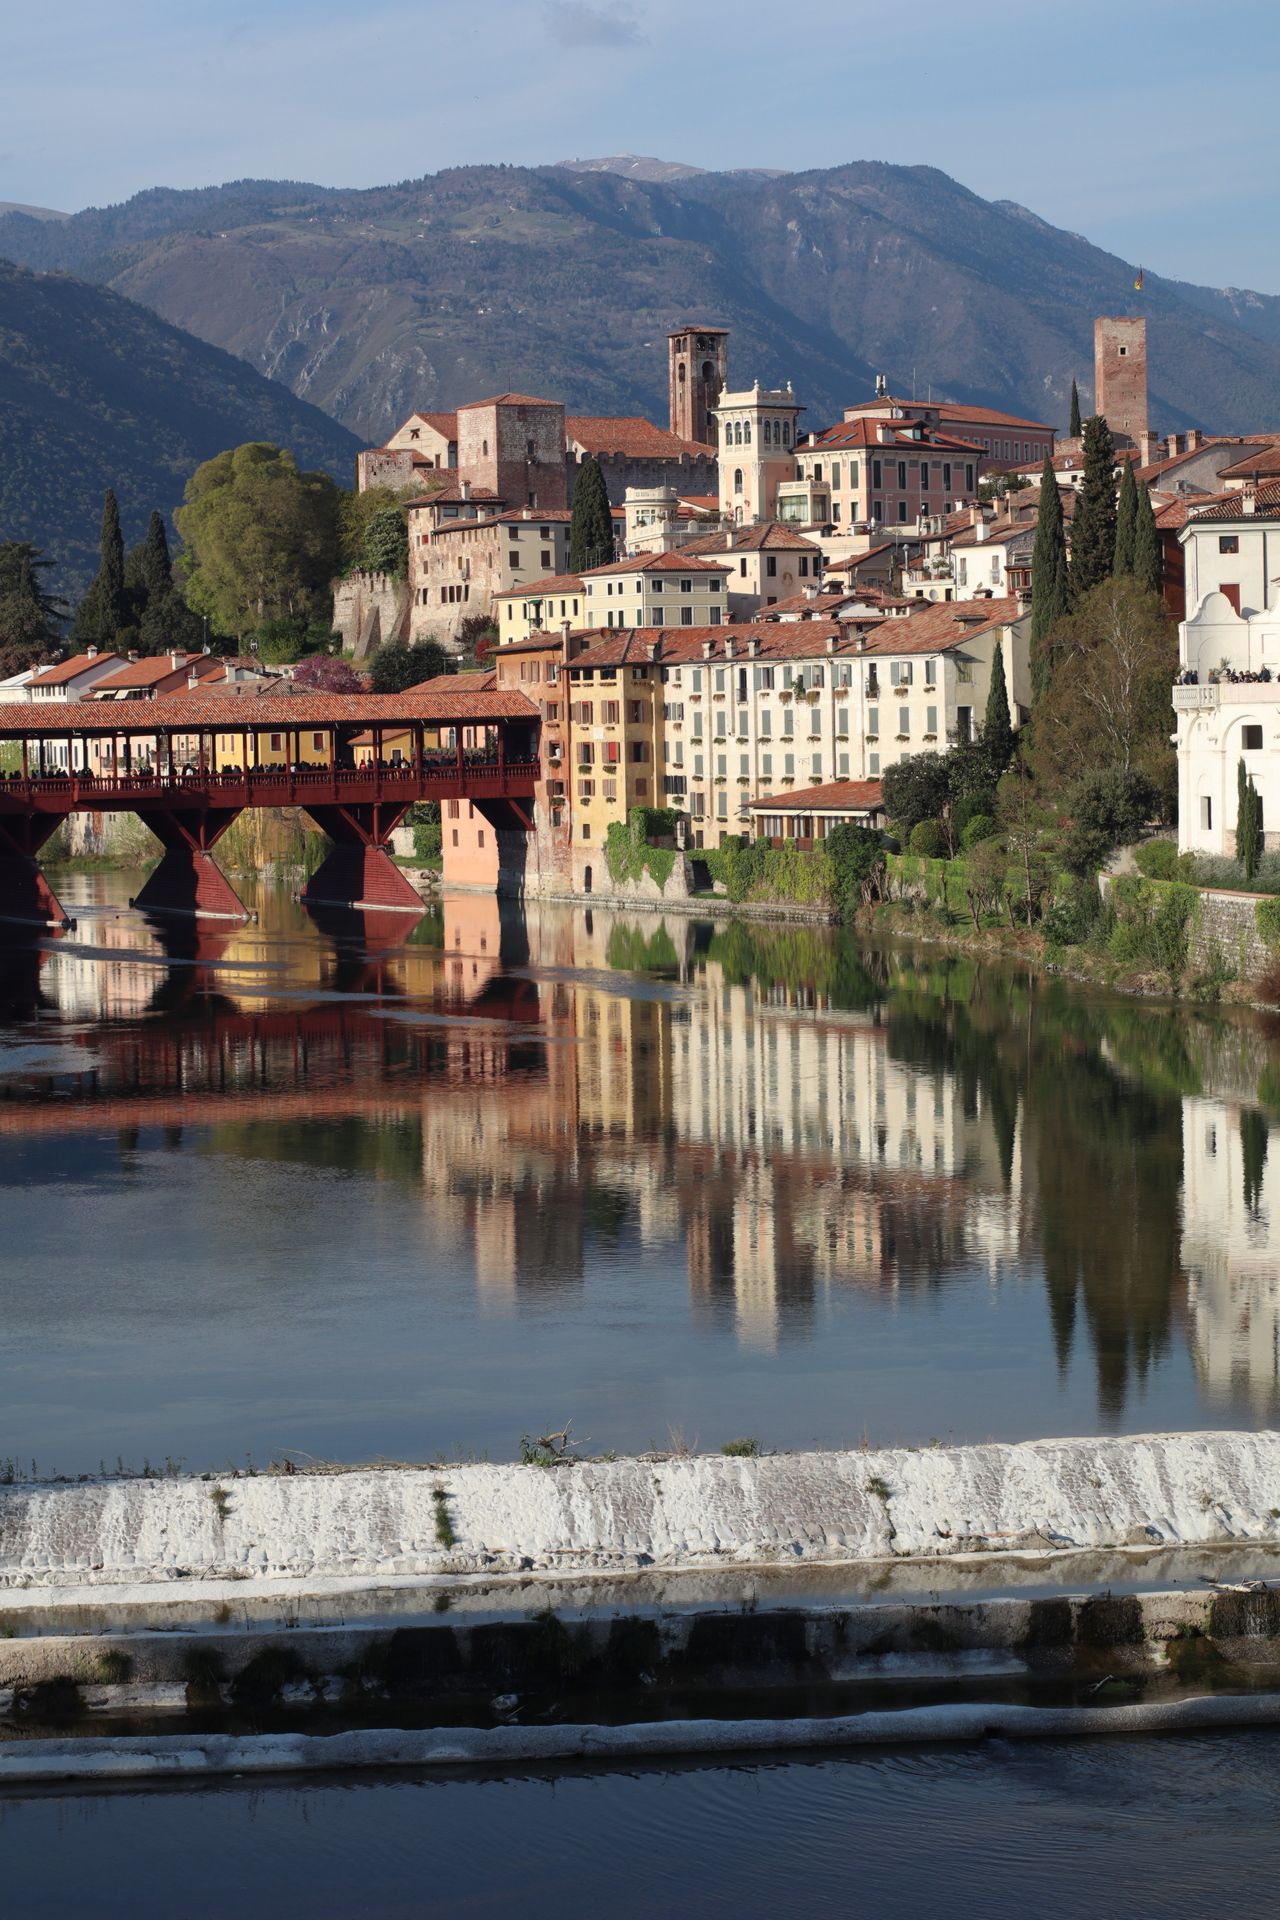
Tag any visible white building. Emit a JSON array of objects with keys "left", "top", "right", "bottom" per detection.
[
  {"left": 714, "top": 381, "right": 804, "bottom": 524},
  {"left": 1174, "top": 483, "right": 1280, "bottom": 855},
  {"left": 581, "top": 550, "right": 731, "bottom": 629}
]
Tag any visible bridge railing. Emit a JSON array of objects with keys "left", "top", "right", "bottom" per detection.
[{"left": 0, "top": 759, "right": 541, "bottom": 811}]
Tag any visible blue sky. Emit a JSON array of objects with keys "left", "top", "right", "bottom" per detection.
[{"left": 5, "top": 0, "right": 1278, "bottom": 292}]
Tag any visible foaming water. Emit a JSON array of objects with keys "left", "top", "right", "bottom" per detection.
[
  {"left": 3, "top": 1732, "right": 1278, "bottom": 1918},
  {"left": 3, "top": 870, "right": 1280, "bottom": 1474}
]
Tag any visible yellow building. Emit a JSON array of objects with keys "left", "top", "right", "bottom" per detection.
[
  {"left": 494, "top": 573, "right": 585, "bottom": 644},
  {"left": 564, "top": 633, "right": 664, "bottom": 856}
]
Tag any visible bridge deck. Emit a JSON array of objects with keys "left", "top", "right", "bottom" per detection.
[{"left": 0, "top": 759, "right": 540, "bottom": 815}]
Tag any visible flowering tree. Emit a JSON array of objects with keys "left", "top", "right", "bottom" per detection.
[{"left": 291, "top": 654, "right": 367, "bottom": 693}]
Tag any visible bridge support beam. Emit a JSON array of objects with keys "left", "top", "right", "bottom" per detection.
[
  {"left": 300, "top": 803, "right": 423, "bottom": 917},
  {"left": 130, "top": 810, "right": 250, "bottom": 922},
  {"left": 0, "top": 815, "right": 74, "bottom": 930}
]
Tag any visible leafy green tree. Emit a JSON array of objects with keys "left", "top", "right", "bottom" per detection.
[
  {"left": 175, "top": 443, "right": 341, "bottom": 641},
  {"left": 825, "top": 822, "right": 885, "bottom": 916},
  {"left": 369, "top": 640, "right": 450, "bottom": 693},
  {"left": 880, "top": 752, "right": 951, "bottom": 839},
  {"left": 1113, "top": 460, "right": 1138, "bottom": 577},
  {"left": 569, "top": 457, "right": 613, "bottom": 574},
  {"left": 360, "top": 503, "right": 409, "bottom": 577},
  {"left": 1133, "top": 482, "right": 1162, "bottom": 597},
  {"left": 1030, "top": 455, "right": 1070, "bottom": 692},
  {"left": 981, "top": 643, "right": 1015, "bottom": 775},
  {"left": 1069, "top": 378, "right": 1082, "bottom": 438},
  {"left": 1237, "top": 757, "right": 1262, "bottom": 885},
  {"left": 0, "top": 540, "right": 65, "bottom": 676},
  {"left": 1070, "top": 415, "right": 1118, "bottom": 599},
  {"left": 72, "top": 487, "right": 128, "bottom": 644},
  {"left": 1029, "top": 579, "right": 1175, "bottom": 800}
]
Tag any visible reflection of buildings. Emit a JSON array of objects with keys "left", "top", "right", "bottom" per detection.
[
  {"left": 9, "top": 889, "right": 1030, "bottom": 1356},
  {"left": 1182, "top": 1094, "right": 1280, "bottom": 1416}
]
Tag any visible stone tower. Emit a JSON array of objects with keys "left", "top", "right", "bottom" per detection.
[
  {"left": 669, "top": 326, "right": 729, "bottom": 446},
  {"left": 1094, "top": 316, "right": 1148, "bottom": 448}
]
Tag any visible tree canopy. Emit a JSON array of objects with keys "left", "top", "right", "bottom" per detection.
[
  {"left": 1030, "top": 456, "right": 1069, "bottom": 688},
  {"left": 1133, "top": 481, "right": 1162, "bottom": 597},
  {"left": 1113, "top": 460, "right": 1138, "bottom": 577},
  {"left": 569, "top": 457, "right": 613, "bottom": 574},
  {"left": 1028, "top": 578, "right": 1176, "bottom": 800},
  {"left": 0, "top": 540, "right": 65, "bottom": 678},
  {"left": 71, "top": 488, "right": 128, "bottom": 645},
  {"left": 368, "top": 639, "right": 450, "bottom": 693},
  {"left": 1070, "top": 415, "right": 1117, "bottom": 598},
  {"left": 982, "top": 643, "right": 1015, "bottom": 776},
  {"left": 175, "top": 443, "right": 341, "bottom": 640},
  {"left": 1069, "top": 378, "right": 1082, "bottom": 439}
]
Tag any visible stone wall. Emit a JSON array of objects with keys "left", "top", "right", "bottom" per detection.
[
  {"left": 1190, "top": 887, "right": 1273, "bottom": 977},
  {"left": 331, "top": 571, "right": 410, "bottom": 659}
]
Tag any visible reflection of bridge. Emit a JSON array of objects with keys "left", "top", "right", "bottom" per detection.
[{"left": 0, "top": 688, "right": 539, "bottom": 929}]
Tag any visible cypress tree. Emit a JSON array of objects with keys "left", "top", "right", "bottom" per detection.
[
  {"left": 140, "top": 510, "right": 172, "bottom": 602},
  {"left": 1070, "top": 415, "right": 1117, "bottom": 599},
  {"left": 569, "top": 457, "right": 614, "bottom": 574},
  {"left": 981, "top": 641, "right": 1015, "bottom": 774},
  {"left": 1113, "top": 460, "right": 1138, "bottom": 576},
  {"left": 1030, "top": 454, "right": 1070, "bottom": 693},
  {"left": 73, "top": 488, "right": 128, "bottom": 643},
  {"left": 1238, "top": 758, "right": 1262, "bottom": 884},
  {"left": 1069, "top": 378, "right": 1082, "bottom": 439},
  {"left": 1133, "top": 482, "right": 1162, "bottom": 597}
]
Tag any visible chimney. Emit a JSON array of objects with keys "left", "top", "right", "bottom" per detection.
[
  {"left": 561, "top": 619, "right": 571, "bottom": 639},
  {"left": 825, "top": 632, "right": 838, "bottom": 654},
  {"left": 87, "top": 646, "right": 98, "bottom": 659},
  {"left": 702, "top": 639, "right": 715, "bottom": 658},
  {"left": 1139, "top": 429, "right": 1161, "bottom": 467},
  {"left": 856, "top": 633, "right": 869, "bottom": 653},
  {"left": 974, "top": 518, "right": 988, "bottom": 544},
  {"left": 127, "top": 650, "right": 138, "bottom": 664},
  {"left": 724, "top": 636, "right": 735, "bottom": 659},
  {"left": 747, "top": 635, "right": 759, "bottom": 658},
  {"left": 522, "top": 507, "right": 532, "bottom": 520},
  {"left": 1186, "top": 429, "right": 1203, "bottom": 451},
  {"left": 170, "top": 651, "right": 183, "bottom": 671},
  {"left": 460, "top": 480, "right": 471, "bottom": 501},
  {"left": 803, "top": 583, "right": 818, "bottom": 601},
  {"left": 1167, "top": 433, "right": 1182, "bottom": 458},
  {"left": 188, "top": 670, "right": 200, "bottom": 689},
  {"left": 1243, "top": 483, "right": 1257, "bottom": 516}
]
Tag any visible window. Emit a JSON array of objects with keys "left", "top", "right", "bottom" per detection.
[
  {"left": 1201, "top": 795, "right": 1213, "bottom": 830},
  {"left": 760, "top": 709, "right": 772, "bottom": 737},
  {"left": 890, "top": 662, "right": 912, "bottom": 686},
  {"left": 269, "top": 733, "right": 282, "bottom": 751},
  {"left": 681, "top": 606, "right": 694, "bottom": 625},
  {"left": 897, "top": 461, "right": 907, "bottom": 489},
  {"left": 762, "top": 753, "right": 772, "bottom": 778},
  {"left": 680, "top": 579, "right": 692, "bottom": 593},
  {"left": 898, "top": 501, "right": 908, "bottom": 522},
  {"left": 709, "top": 606, "right": 722, "bottom": 623},
  {"left": 312, "top": 733, "right": 324, "bottom": 752},
  {"left": 898, "top": 706, "right": 910, "bottom": 736},
  {"left": 926, "top": 705, "right": 938, "bottom": 735},
  {"left": 872, "top": 459, "right": 882, "bottom": 489},
  {"left": 628, "top": 701, "right": 644, "bottom": 723},
  {"left": 1243, "top": 725, "right": 1264, "bottom": 751},
  {"left": 766, "top": 556, "right": 777, "bottom": 578},
  {"left": 868, "top": 706, "right": 879, "bottom": 735},
  {"left": 784, "top": 753, "right": 795, "bottom": 778},
  {"left": 1219, "top": 536, "right": 1240, "bottom": 555},
  {"left": 925, "top": 659, "right": 937, "bottom": 686},
  {"left": 629, "top": 741, "right": 649, "bottom": 764},
  {"left": 602, "top": 700, "right": 620, "bottom": 725},
  {"left": 956, "top": 706, "right": 973, "bottom": 741},
  {"left": 831, "top": 464, "right": 841, "bottom": 490},
  {"left": 734, "top": 468, "right": 743, "bottom": 494},
  {"left": 541, "top": 549, "right": 552, "bottom": 568},
  {"left": 869, "top": 753, "right": 880, "bottom": 775}
]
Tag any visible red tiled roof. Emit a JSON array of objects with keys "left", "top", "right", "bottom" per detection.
[
  {"left": 456, "top": 393, "right": 560, "bottom": 411},
  {"left": 405, "top": 482, "right": 502, "bottom": 509},
  {"left": 408, "top": 411, "right": 458, "bottom": 438},
  {"left": 1215, "top": 446, "right": 1280, "bottom": 481},
  {"left": 566, "top": 600, "right": 1017, "bottom": 669},
  {"left": 582, "top": 549, "right": 729, "bottom": 577},
  {"left": 429, "top": 507, "right": 573, "bottom": 538},
  {"left": 493, "top": 573, "right": 585, "bottom": 600},
  {"left": 824, "top": 543, "right": 896, "bottom": 571},
  {"left": 802, "top": 418, "right": 984, "bottom": 455},
  {"left": 749, "top": 778, "right": 884, "bottom": 814},
  {"left": 27, "top": 652, "right": 121, "bottom": 688},
  {"left": 760, "top": 591, "right": 875, "bottom": 617},
  {"left": 0, "top": 688, "right": 540, "bottom": 735},
  {"left": 841, "top": 397, "right": 1053, "bottom": 433},
  {"left": 1177, "top": 479, "right": 1280, "bottom": 523},
  {"left": 89, "top": 654, "right": 214, "bottom": 693},
  {"left": 566, "top": 416, "right": 713, "bottom": 461},
  {"left": 408, "top": 671, "right": 496, "bottom": 693},
  {"left": 677, "top": 494, "right": 721, "bottom": 512},
  {"left": 680, "top": 522, "right": 823, "bottom": 556}
]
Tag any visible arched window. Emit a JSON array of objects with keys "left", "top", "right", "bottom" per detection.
[
  {"left": 733, "top": 421, "right": 742, "bottom": 446},
  {"left": 743, "top": 420, "right": 752, "bottom": 445},
  {"left": 678, "top": 363, "right": 687, "bottom": 383},
  {"left": 783, "top": 423, "right": 791, "bottom": 446},
  {"left": 701, "top": 360, "right": 715, "bottom": 384},
  {"left": 734, "top": 468, "right": 743, "bottom": 494}
]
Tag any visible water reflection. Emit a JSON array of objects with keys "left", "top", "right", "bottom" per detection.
[{"left": 3, "top": 873, "right": 1280, "bottom": 1465}]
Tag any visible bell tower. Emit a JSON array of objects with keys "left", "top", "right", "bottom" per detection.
[{"left": 669, "top": 325, "right": 729, "bottom": 446}]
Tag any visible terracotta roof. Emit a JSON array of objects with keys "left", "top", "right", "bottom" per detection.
[
  {"left": 567, "top": 625, "right": 848, "bottom": 668},
  {"left": 89, "top": 654, "right": 212, "bottom": 693},
  {"left": 680, "top": 522, "right": 823, "bottom": 556},
  {"left": 0, "top": 688, "right": 540, "bottom": 735},
  {"left": 27, "top": 652, "right": 121, "bottom": 688},
  {"left": 802, "top": 418, "right": 984, "bottom": 455},
  {"left": 865, "top": 598, "right": 1022, "bottom": 652},
  {"left": 408, "top": 411, "right": 459, "bottom": 438},
  {"left": 583, "top": 550, "right": 730, "bottom": 578},
  {"left": 492, "top": 633, "right": 568, "bottom": 655},
  {"left": 493, "top": 573, "right": 585, "bottom": 600},
  {"left": 1216, "top": 446, "right": 1280, "bottom": 481},
  {"left": 677, "top": 494, "right": 721, "bottom": 512},
  {"left": 408, "top": 671, "right": 496, "bottom": 693},
  {"left": 947, "top": 521, "right": 1036, "bottom": 551},
  {"left": 749, "top": 778, "right": 884, "bottom": 814},
  {"left": 405, "top": 482, "right": 502, "bottom": 509},
  {"left": 456, "top": 393, "right": 560, "bottom": 411},
  {"left": 840, "top": 397, "right": 1053, "bottom": 433},
  {"left": 760, "top": 591, "right": 876, "bottom": 618},
  {"left": 429, "top": 508, "right": 573, "bottom": 538},
  {"left": 1177, "top": 480, "right": 1280, "bottom": 523},
  {"left": 566, "top": 416, "right": 713, "bottom": 461}
]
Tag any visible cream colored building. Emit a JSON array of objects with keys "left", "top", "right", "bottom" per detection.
[
  {"left": 679, "top": 522, "right": 824, "bottom": 619},
  {"left": 714, "top": 381, "right": 804, "bottom": 524},
  {"left": 493, "top": 573, "right": 586, "bottom": 644},
  {"left": 581, "top": 551, "right": 731, "bottom": 629}
]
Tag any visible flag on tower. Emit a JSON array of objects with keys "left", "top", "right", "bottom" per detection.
[{"left": 1134, "top": 267, "right": 1145, "bottom": 292}]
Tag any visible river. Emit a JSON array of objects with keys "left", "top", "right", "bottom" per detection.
[
  {"left": 4, "top": 1731, "right": 1278, "bottom": 1918},
  {"left": 1, "top": 871, "right": 1278, "bottom": 1478}
]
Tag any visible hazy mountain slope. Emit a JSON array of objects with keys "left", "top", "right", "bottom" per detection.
[
  {"left": 0, "top": 260, "right": 361, "bottom": 596},
  {"left": 3, "top": 161, "right": 1279, "bottom": 448}
]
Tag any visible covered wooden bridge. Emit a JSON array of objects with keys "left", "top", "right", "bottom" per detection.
[{"left": 0, "top": 686, "right": 540, "bottom": 928}]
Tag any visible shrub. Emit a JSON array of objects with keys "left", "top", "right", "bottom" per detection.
[
  {"left": 1040, "top": 874, "right": 1102, "bottom": 945},
  {"left": 1069, "top": 765, "right": 1158, "bottom": 851},
  {"left": 412, "top": 819, "right": 442, "bottom": 863},
  {"left": 1257, "top": 897, "right": 1280, "bottom": 949},
  {"left": 960, "top": 813, "right": 996, "bottom": 850},
  {"left": 909, "top": 819, "right": 949, "bottom": 859},
  {"left": 1135, "top": 839, "right": 1192, "bottom": 882}
]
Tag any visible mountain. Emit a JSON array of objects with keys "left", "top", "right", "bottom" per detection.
[
  {"left": 0, "top": 202, "right": 67, "bottom": 222},
  {"left": 557, "top": 155, "right": 710, "bottom": 183},
  {"left": 4, "top": 161, "right": 1280, "bottom": 455},
  {"left": 0, "top": 259, "right": 361, "bottom": 597}
]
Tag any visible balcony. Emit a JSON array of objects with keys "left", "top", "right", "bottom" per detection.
[{"left": 1173, "top": 679, "right": 1280, "bottom": 710}]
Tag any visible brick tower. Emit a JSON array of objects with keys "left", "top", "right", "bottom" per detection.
[
  {"left": 669, "top": 326, "right": 729, "bottom": 445},
  {"left": 1094, "top": 316, "right": 1148, "bottom": 448}
]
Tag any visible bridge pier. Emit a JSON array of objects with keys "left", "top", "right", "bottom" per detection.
[
  {"left": 0, "top": 816, "right": 74, "bottom": 930},
  {"left": 130, "top": 810, "right": 251, "bottom": 922},
  {"left": 300, "top": 803, "right": 424, "bottom": 918}
]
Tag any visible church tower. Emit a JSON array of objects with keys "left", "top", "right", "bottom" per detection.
[
  {"left": 669, "top": 326, "right": 729, "bottom": 445},
  {"left": 1094, "top": 316, "right": 1148, "bottom": 448}
]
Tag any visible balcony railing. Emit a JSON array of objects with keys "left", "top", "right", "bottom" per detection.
[{"left": 1173, "top": 681, "right": 1280, "bottom": 710}]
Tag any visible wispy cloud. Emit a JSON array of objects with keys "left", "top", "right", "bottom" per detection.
[{"left": 544, "top": 1, "right": 644, "bottom": 47}]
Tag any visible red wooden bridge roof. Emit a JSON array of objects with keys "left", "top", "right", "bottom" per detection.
[{"left": 0, "top": 688, "right": 539, "bottom": 737}]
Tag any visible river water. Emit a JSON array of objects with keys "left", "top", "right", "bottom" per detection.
[
  {"left": 4, "top": 1731, "right": 1279, "bottom": 1918},
  {"left": 2, "top": 871, "right": 1279, "bottom": 1477}
]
